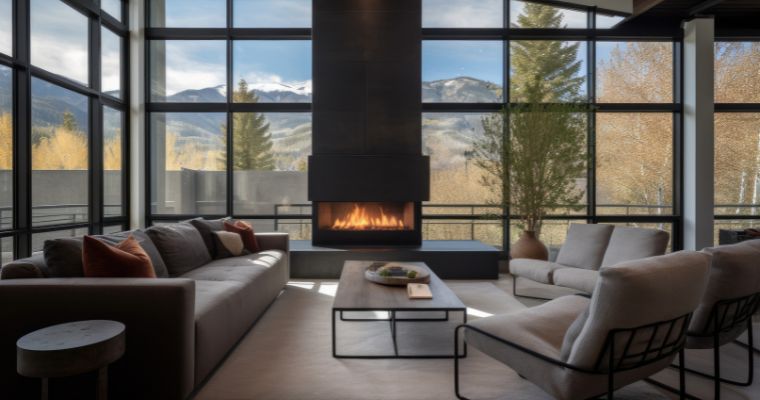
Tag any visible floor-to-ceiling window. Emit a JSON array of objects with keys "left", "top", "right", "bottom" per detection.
[
  {"left": 0, "top": 0, "right": 129, "bottom": 261},
  {"left": 714, "top": 40, "right": 760, "bottom": 243},
  {"left": 422, "top": 0, "right": 681, "bottom": 251},
  {"left": 146, "top": 0, "right": 312, "bottom": 239}
]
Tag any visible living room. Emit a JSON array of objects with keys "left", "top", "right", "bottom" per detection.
[{"left": 0, "top": 0, "right": 759, "bottom": 399}]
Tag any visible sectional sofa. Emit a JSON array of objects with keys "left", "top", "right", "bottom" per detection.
[{"left": 0, "top": 220, "right": 289, "bottom": 400}]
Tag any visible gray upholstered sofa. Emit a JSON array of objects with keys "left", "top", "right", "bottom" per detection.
[
  {"left": 0, "top": 221, "right": 289, "bottom": 400},
  {"left": 510, "top": 224, "right": 670, "bottom": 294}
]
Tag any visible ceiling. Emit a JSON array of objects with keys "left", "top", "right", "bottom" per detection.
[{"left": 624, "top": 0, "right": 760, "bottom": 34}]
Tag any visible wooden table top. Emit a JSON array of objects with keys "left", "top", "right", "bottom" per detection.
[{"left": 333, "top": 260, "right": 466, "bottom": 310}]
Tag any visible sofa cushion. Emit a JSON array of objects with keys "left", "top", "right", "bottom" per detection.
[
  {"left": 689, "top": 239, "right": 760, "bottom": 340},
  {"left": 509, "top": 258, "right": 565, "bottom": 284},
  {"left": 555, "top": 224, "right": 614, "bottom": 270},
  {"left": 600, "top": 226, "right": 670, "bottom": 268},
  {"left": 0, "top": 263, "right": 44, "bottom": 280},
  {"left": 83, "top": 235, "right": 156, "bottom": 278},
  {"left": 181, "top": 251, "right": 284, "bottom": 283},
  {"left": 146, "top": 223, "right": 212, "bottom": 276},
  {"left": 43, "top": 237, "right": 84, "bottom": 277},
  {"left": 96, "top": 230, "right": 169, "bottom": 277},
  {"left": 564, "top": 251, "right": 710, "bottom": 370},
  {"left": 553, "top": 268, "right": 599, "bottom": 294},
  {"left": 189, "top": 218, "right": 229, "bottom": 259}
]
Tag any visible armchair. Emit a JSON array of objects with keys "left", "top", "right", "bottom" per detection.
[{"left": 457, "top": 251, "right": 711, "bottom": 400}]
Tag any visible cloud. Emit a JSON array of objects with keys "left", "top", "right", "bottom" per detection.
[
  {"left": 423, "top": 0, "right": 503, "bottom": 28},
  {"left": 30, "top": 0, "right": 89, "bottom": 84}
]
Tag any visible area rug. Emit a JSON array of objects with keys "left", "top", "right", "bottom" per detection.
[{"left": 193, "top": 279, "right": 758, "bottom": 400}]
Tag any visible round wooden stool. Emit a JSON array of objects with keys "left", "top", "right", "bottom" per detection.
[{"left": 17, "top": 320, "right": 125, "bottom": 400}]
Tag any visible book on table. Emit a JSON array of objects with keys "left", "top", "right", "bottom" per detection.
[{"left": 407, "top": 283, "right": 433, "bottom": 299}]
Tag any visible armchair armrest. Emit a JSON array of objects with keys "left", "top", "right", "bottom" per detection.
[
  {"left": 256, "top": 232, "right": 289, "bottom": 253},
  {"left": 0, "top": 278, "right": 195, "bottom": 400}
]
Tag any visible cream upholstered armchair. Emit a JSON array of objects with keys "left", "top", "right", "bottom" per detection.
[
  {"left": 649, "top": 239, "right": 760, "bottom": 400},
  {"left": 456, "top": 251, "right": 711, "bottom": 400}
]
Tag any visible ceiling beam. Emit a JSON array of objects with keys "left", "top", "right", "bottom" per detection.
[
  {"left": 689, "top": 0, "right": 726, "bottom": 16},
  {"left": 632, "top": 0, "right": 668, "bottom": 16}
]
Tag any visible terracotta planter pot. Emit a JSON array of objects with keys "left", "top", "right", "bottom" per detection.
[{"left": 510, "top": 230, "right": 548, "bottom": 261}]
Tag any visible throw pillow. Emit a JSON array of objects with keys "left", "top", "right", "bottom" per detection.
[
  {"left": 223, "top": 220, "right": 261, "bottom": 253},
  {"left": 145, "top": 223, "right": 212, "bottom": 276},
  {"left": 212, "top": 231, "right": 248, "bottom": 258},
  {"left": 189, "top": 217, "right": 230, "bottom": 259},
  {"left": 95, "top": 230, "right": 169, "bottom": 277},
  {"left": 82, "top": 235, "right": 156, "bottom": 278},
  {"left": 43, "top": 237, "right": 85, "bottom": 277}
]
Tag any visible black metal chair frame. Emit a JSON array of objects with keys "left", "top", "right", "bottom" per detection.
[
  {"left": 454, "top": 308, "right": 691, "bottom": 400},
  {"left": 648, "top": 292, "right": 759, "bottom": 400}
]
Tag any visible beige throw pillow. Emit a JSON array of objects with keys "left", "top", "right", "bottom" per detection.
[{"left": 212, "top": 231, "right": 246, "bottom": 258}]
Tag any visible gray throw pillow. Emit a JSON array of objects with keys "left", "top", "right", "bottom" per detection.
[
  {"left": 95, "top": 230, "right": 170, "bottom": 278},
  {"left": 43, "top": 237, "right": 84, "bottom": 277},
  {"left": 189, "top": 217, "right": 229, "bottom": 259},
  {"left": 145, "top": 223, "right": 212, "bottom": 276}
]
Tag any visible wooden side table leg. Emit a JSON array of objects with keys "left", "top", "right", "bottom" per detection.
[
  {"left": 97, "top": 366, "right": 108, "bottom": 400},
  {"left": 41, "top": 377, "right": 48, "bottom": 400}
]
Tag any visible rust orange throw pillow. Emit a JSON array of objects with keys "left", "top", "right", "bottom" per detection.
[
  {"left": 223, "top": 220, "right": 261, "bottom": 253},
  {"left": 82, "top": 235, "right": 157, "bottom": 278}
]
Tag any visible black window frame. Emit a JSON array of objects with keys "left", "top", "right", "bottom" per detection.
[
  {"left": 0, "top": 0, "right": 130, "bottom": 259},
  {"left": 421, "top": 0, "right": 684, "bottom": 252},
  {"left": 144, "top": 0, "right": 312, "bottom": 228}
]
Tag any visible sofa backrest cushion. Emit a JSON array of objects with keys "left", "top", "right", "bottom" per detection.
[
  {"left": 96, "top": 230, "right": 169, "bottom": 277},
  {"left": 83, "top": 235, "right": 157, "bottom": 278},
  {"left": 562, "top": 251, "right": 710, "bottom": 369},
  {"left": 43, "top": 237, "right": 85, "bottom": 277},
  {"left": 600, "top": 226, "right": 670, "bottom": 268},
  {"left": 690, "top": 239, "right": 760, "bottom": 335},
  {"left": 189, "top": 218, "right": 230, "bottom": 259},
  {"left": 146, "top": 223, "right": 211, "bottom": 276},
  {"left": 555, "top": 224, "right": 614, "bottom": 270}
]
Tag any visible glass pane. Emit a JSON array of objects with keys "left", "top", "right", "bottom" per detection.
[
  {"left": 31, "top": 0, "right": 89, "bottom": 85},
  {"left": 102, "top": 0, "right": 122, "bottom": 21},
  {"left": 32, "top": 228, "right": 88, "bottom": 252},
  {"left": 596, "top": 14, "right": 624, "bottom": 29},
  {"left": 31, "top": 78, "right": 89, "bottom": 227},
  {"left": 510, "top": 1, "right": 587, "bottom": 29},
  {"left": 597, "top": 42, "right": 673, "bottom": 103},
  {"left": 596, "top": 113, "right": 673, "bottom": 216},
  {"left": 103, "top": 224, "right": 124, "bottom": 234},
  {"left": 0, "top": 65, "right": 11, "bottom": 230},
  {"left": 101, "top": 27, "right": 122, "bottom": 98},
  {"left": 510, "top": 40, "right": 587, "bottom": 102},
  {"left": 422, "top": 0, "right": 503, "bottom": 28},
  {"left": 422, "top": 41, "right": 503, "bottom": 103},
  {"left": 150, "top": 0, "right": 226, "bottom": 27},
  {"left": 715, "top": 113, "right": 760, "bottom": 216},
  {"left": 714, "top": 219, "right": 760, "bottom": 245},
  {"left": 151, "top": 113, "right": 227, "bottom": 215},
  {"left": 424, "top": 219, "right": 503, "bottom": 249},
  {"left": 510, "top": 219, "right": 583, "bottom": 257},
  {"left": 150, "top": 40, "right": 227, "bottom": 102},
  {"left": 1, "top": 236, "right": 12, "bottom": 264},
  {"left": 232, "top": 41, "right": 312, "bottom": 103},
  {"left": 715, "top": 42, "right": 760, "bottom": 103},
  {"left": 423, "top": 113, "right": 499, "bottom": 206},
  {"left": 232, "top": 112, "right": 311, "bottom": 215},
  {"left": 104, "top": 106, "right": 123, "bottom": 218},
  {"left": 234, "top": 0, "right": 311, "bottom": 28},
  {"left": 0, "top": 0, "right": 11, "bottom": 56}
]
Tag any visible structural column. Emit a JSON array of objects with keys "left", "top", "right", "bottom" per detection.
[{"left": 682, "top": 17, "right": 715, "bottom": 250}]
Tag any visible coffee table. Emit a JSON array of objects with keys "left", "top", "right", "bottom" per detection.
[{"left": 332, "top": 260, "right": 467, "bottom": 359}]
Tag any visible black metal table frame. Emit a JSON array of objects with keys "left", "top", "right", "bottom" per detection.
[{"left": 332, "top": 307, "right": 468, "bottom": 359}]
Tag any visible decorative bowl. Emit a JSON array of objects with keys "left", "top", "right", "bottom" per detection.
[{"left": 364, "top": 262, "right": 431, "bottom": 286}]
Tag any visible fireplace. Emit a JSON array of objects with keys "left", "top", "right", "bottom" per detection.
[
  {"left": 309, "top": 0, "right": 427, "bottom": 247},
  {"left": 313, "top": 201, "right": 421, "bottom": 245}
]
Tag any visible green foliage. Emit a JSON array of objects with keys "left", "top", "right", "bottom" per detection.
[
  {"left": 219, "top": 79, "right": 275, "bottom": 171},
  {"left": 474, "top": 4, "right": 587, "bottom": 236},
  {"left": 62, "top": 111, "right": 78, "bottom": 132}
]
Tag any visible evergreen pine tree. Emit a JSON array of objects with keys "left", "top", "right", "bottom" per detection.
[
  {"left": 219, "top": 79, "right": 275, "bottom": 171},
  {"left": 62, "top": 111, "right": 78, "bottom": 132}
]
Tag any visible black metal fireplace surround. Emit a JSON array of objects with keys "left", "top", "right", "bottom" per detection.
[{"left": 309, "top": 0, "right": 429, "bottom": 246}]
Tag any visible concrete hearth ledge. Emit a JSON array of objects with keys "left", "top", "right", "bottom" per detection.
[{"left": 290, "top": 240, "right": 500, "bottom": 280}]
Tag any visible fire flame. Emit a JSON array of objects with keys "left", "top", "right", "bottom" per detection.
[{"left": 331, "top": 203, "right": 406, "bottom": 230}]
